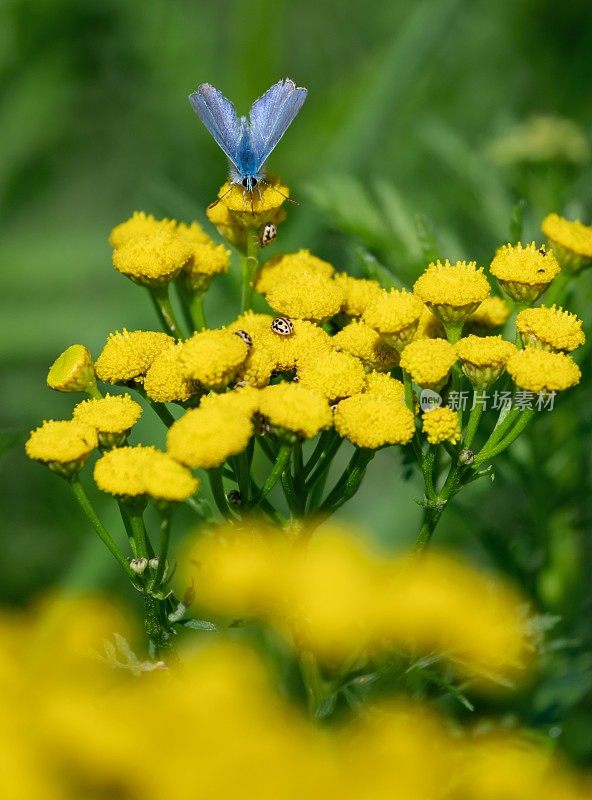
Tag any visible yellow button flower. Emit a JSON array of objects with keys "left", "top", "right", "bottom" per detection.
[
  {"left": 412, "top": 305, "right": 445, "bottom": 340},
  {"left": 167, "top": 397, "right": 254, "bottom": 469},
  {"left": 516, "top": 305, "right": 585, "bottom": 353},
  {"left": 541, "top": 213, "right": 592, "bottom": 273},
  {"left": 179, "top": 329, "right": 249, "bottom": 390},
  {"left": 506, "top": 349, "right": 581, "bottom": 392},
  {"left": 47, "top": 344, "right": 97, "bottom": 394},
  {"left": 333, "top": 273, "right": 383, "bottom": 317},
  {"left": 108, "top": 211, "right": 177, "bottom": 248},
  {"left": 216, "top": 174, "right": 289, "bottom": 228},
  {"left": 400, "top": 339, "right": 457, "bottom": 390},
  {"left": 206, "top": 200, "right": 248, "bottom": 250},
  {"left": 490, "top": 242, "right": 560, "bottom": 303},
  {"left": 94, "top": 445, "right": 198, "bottom": 502},
  {"left": 25, "top": 420, "right": 98, "bottom": 477},
  {"left": 265, "top": 272, "right": 344, "bottom": 323},
  {"left": 362, "top": 289, "right": 424, "bottom": 350},
  {"left": 468, "top": 296, "right": 511, "bottom": 328},
  {"left": 178, "top": 225, "right": 231, "bottom": 293},
  {"left": 332, "top": 320, "right": 399, "bottom": 372},
  {"left": 334, "top": 395, "right": 415, "bottom": 448},
  {"left": 455, "top": 335, "right": 516, "bottom": 387},
  {"left": 144, "top": 342, "right": 198, "bottom": 403},
  {"left": 112, "top": 232, "right": 191, "bottom": 287},
  {"left": 422, "top": 407, "right": 461, "bottom": 445},
  {"left": 95, "top": 330, "right": 174, "bottom": 384},
  {"left": 364, "top": 371, "right": 406, "bottom": 403},
  {"left": 255, "top": 249, "right": 335, "bottom": 295},
  {"left": 258, "top": 383, "right": 331, "bottom": 439},
  {"left": 73, "top": 393, "right": 142, "bottom": 447},
  {"left": 298, "top": 349, "right": 366, "bottom": 402},
  {"left": 413, "top": 260, "right": 490, "bottom": 324}
]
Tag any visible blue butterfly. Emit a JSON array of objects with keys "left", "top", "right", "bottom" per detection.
[{"left": 189, "top": 78, "right": 307, "bottom": 195}]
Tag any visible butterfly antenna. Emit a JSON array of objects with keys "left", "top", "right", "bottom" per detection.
[
  {"left": 261, "top": 179, "right": 298, "bottom": 205},
  {"left": 207, "top": 184, "right": 234, "bottom": 210}
]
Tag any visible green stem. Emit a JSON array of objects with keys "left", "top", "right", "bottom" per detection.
[
  {"left": 319, "top": 448, "right": 375, "bottom": 513},
  {"left": 413, "top": 503, "right": 446, "bottom": 552},
  {"left": 152, "top": 510, "right": 171, "bottom": 591},
  {"left": 474, "top": 408, "right": 536, "bottom": 467},
  {"left": 298, "top": 648, "right": 327, "bottom": 720},
  {"left": 133, "top": 385, "right": 176, "bottom": 428},
  {"left": 252, "top": 444, "right": 292, "bottom": 506},
  {"left": 240, "top": 229, "right": 260, "bottom": 312},
  {"left": 188, "top": 292, "right": 206, "bottom": 331},
  {"left": 86, "top": 383, "right": 103, "bottom": 400},
  {"left": 176, "top": 282, "right": 207, "bottom": 333},
  {"left": 402, "top": 369, "right": 414, "bottom": 412},
  {"left": 476, "top": 403, "right": 521, "bottom": 461},
  {"left": 127, "top": 504, "right": 150, "bottom": 560},
  {"left": 463, "top": 402, "right": 484, "bottom": 449},
  {"left": 303, "top": 430, "right": 331, "bottom": 478},
  {"left": 149, "top": 285, "right": 185, "bottom": 339},
  {"left": 207, "top": 468, "right": 235, "bottom": 520},
  {"left": 305, "top": 432, "right": 343, "bottom": 493},
  {"left": 69, "top": 477, "right": 135, "bottom": 580},
  {"left": 233, "top": 452, "right": 252, "bottom": 505}
]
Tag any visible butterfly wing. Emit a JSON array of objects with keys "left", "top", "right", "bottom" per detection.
[
  {"left": 248, "top": 79, "right": 307, "bottom": 173},
  {"left": 188, "top": 84, "right": 243, "bottom": 170}
]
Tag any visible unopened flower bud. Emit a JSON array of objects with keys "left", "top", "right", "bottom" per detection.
[
  {"left": 47, "top": 345, "right": 98, "bottom": 395},
  {"left": 130, "top": 557, "right": 148, "bottom": 575},
  {"left": 459, "top": 448, "right": 474, "bottom": 465},
  {"left": 148, "top": 557, "right": 159, "bottom": 570}
]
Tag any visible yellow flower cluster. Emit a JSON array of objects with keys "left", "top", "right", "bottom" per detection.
[
  {"left": 266, "top": 270, "right": 345, "bottom": 322},
  {"left": 541, "top": 213, "right": 592, "bottom": 273},
  {"left": 413, "top": 260, "right": 490, "bottom": 324},
  {"left": 256, "top": 249, "right": 335, "bottom": 294},
  {"left": 506, "top": 349, "right": 581, "bottom": 393},
  {"left": 456, "top": 335, "right": 516, "bottom": 387},
  {"left": 94, "top": 444, "right": 198, "bottom": 502},
  {"left": 400, "top": 338, "right": 457, "bottom": 390},
  {"left": 332, "top": 320, "right": 400, "bottom": 372},
  {"left": 468, "top": 295, "right": 511, "bottom": 328},
  {"left": 73, "top": 393, "right": 142, "bottom": 447},
  {"left": 1, "top": 598, "right": 588, "bottom": 800},
  {"left": 183, "top": 524, "right": 527, "bottom": 672},
  {"left": 334, "top": 394, "right": 414, "bottom": 448},
  {"left": 333, "top": 272, "right": 383, "bottom": 316},
  {"left": 490, "top": 242, "right": 560, "bottom": 302},
  {"left": 422, "top": 407, "right": 461, "bottom": 445},
  {"left": 516, "top": 305, "right": 585, "bottom": 352},
  {"left": 362, "top": 289, "right": 424, "bottom": 349},
  {"left": 258, "top": 383, "right": 332, "bottom": 439},
  {"left": 25, "top": 420, "right": 98, "bottom": 476},
  {"left": 94, "top": 330, "right": 173, "bottom": 384},
  {"left": 178, "top": 328, "right": 249, "bottom": 390},
  {"left": 110, "top": 212, "right": 230, "bottom": 292}
]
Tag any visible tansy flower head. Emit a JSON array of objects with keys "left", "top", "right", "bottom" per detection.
[
  {"left": 490, "top": 243, "right": 560, "bottom": 303},
  {"left": 257, "top": 383, "right": 331, "bottom": 439},
  {"left": 94, "top": 445, "right": 198, "bottom": 502},
  {"left": 178, "top": 229, "right": 231, "bottom": 293},
  {"left": 400, "top": 339, "right": 457, "bottom": 390},
  {"left": 412, "top": 305, "right": 446, "bottom": 341},
  {"left": 47, "top": 344, "right": 97, "bottom": 394},
  {"left": 199, "top": 385, "right": 261, "bottom": 417},
  {"left": 333, "top": 273, "right": 384, "bottom": 317},
  {"left": 94, "top": 330, "right": 174, "bottom": 384},
  {"left": 422, "top": 407, "right": 461, "bottom": 445},
  {"left": 334, "top": 394, "right": 415, "bottom": 449},
  {"left": 25, "top": 420, "right": 98, "bottom": 477},
  {"left": 265, "top": 272, "right": 344, "bottom": 323},
  {"left": 298, "top": 349, "right": 366, "bottom": 402},
  {"left": 541, "top": 212, "right": 592, "bottom": 274},
  {"left": 468, "top": 296, "right": 511, "bottom": 328},
  {"left": 112, "top": 232, "right": 191, "bottom": 287},
  {"left": 144, "top": 342, "right": 198, "bottom": 403},
  {"left": 516, "top": 305, "right": 585, "bottom": 353},
  {"left": 332, "top": 320, "right": 399, "bottom": 372},
  {"left": 73, "top": 394, "right": 142, "bottom": 447},
  {"left": 362, "top": 289, "right": 424, "bottom": 351},
  {"left": 413, "top": 260, "right": 490, "bottom": 324},
  {"left": 206, "top": 200, "right": 248, "bottom": 250},
  {"left": 455, "top": 335, "right": 516, "bottom": 387},
  {"left": 256, "top": 249, "right": 335, "bottom": 295},
  {"left": 167, "top": 397, "right": 254, "bottom": 469},
  {"left": 216, "top": 174, "right": 289, "bottom": 228},
  {"left": 506, "top": 349, "right": 581, "bottom": 392},
  {"left": 179, "top": 329, "right": 249, "bottom": 390},
  {"left": 108, "top": 211, "right": 176, "bottom": 248},
  {"left": 364, "top": 371, "right": 406, "bottom": 403}
]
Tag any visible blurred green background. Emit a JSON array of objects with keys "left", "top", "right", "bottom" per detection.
[{"left": 2, "top": 0, "right": 592, "bottom": 762}]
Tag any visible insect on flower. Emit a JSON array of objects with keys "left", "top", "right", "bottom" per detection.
[
  {"left": 234, "top": 329, "right": 253, "bottom": 347},
  {"left": 260, "top": 222, "right": 277, "bottom": 247},
  {"left": 188, "top": 79, "right": 307, "bottom": 206},
  {"left": 271, "top": 317, "right": 294, "bottom": 336}
]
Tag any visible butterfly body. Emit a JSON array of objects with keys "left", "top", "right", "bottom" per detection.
[{"left": 189, "top": 79, "right": 307, "bottom": 194}]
